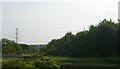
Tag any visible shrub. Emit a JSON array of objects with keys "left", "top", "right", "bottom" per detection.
[{"left": 34, "top": 57, "right": 60, "bottom": 69}]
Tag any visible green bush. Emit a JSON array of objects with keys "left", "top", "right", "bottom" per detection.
[{"left": 34, "top": 57, "right": 60, "bottom": 69}]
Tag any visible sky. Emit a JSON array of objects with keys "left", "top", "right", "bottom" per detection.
[
  {"left": 1, "top": 0, "right": 120, "bottom": 44},
  {"left": 118, "top": 1, "right": 120, "bottom": 20}
]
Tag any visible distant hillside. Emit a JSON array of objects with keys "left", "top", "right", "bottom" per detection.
[{"left": 32, "top": 44, "right": 47, "bottom": 49}]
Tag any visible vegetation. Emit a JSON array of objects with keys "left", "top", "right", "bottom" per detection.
[
  {"left": 47, "top": 19, "right": 119, "bottom": 57},
  {"left": 2, "top": 57, "right": 60, "bottom": 69},
  {"left": 2, "top": 56, "right": 119, "bottom": 68},
  {"left": 34, "top": 56, "right": 60, "bottom": 69},
  {"left": 1, "top": 38, "right": 39, "bottom": 54},
  {"left": 1, "top": 19, "right": 120, "bottom": 68},
  {"left": 49, "top": 56, "right": 119, "bottom": 66}
]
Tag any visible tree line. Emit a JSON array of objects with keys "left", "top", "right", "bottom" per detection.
[
  {"left": 1, "top": 38, "right": 39, "bottom": 54},
  {"left": 47, "top": 19, "right": 120, "bottom": 57}
]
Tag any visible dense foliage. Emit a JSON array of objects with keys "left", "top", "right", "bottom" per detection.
[
  {"left": 2, "top": 38, "right": 38, "bottom": 54},
  {"left": 34, "top": 57, "right": 60, "bottom": 69},
  {"left": 47, "top": 19, "right": 120, "bottom": 57}
]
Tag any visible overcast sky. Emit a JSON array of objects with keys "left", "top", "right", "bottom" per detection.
[{"left": 1, "top": 0, "right": 119, "bottom": 44}]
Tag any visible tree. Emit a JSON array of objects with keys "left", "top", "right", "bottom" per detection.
[{"left": 47, "top": 19, "right": 119, "bottom": 57}]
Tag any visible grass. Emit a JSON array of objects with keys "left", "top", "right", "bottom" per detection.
[
  {"left": 2, "top": 58, "right": 18, "bottom": 63},
  {"left": 2, "top": 58, "right": 20, "bottom": 67},
  {"left": 46, "top": 56, "right": 119, "bottom": 67},
  {"left": 2, "top": 53, "right": 40, "bottom": 67},
  {"left": 2, "top": 55, "right": 120, "bottom": 68},
  {"left": 2, "top": 58, "right": 36, "bottom": 67},
  {"left": 21, "top": 53, "right": 39, "bottom": 56}
]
